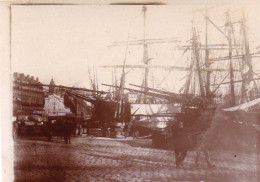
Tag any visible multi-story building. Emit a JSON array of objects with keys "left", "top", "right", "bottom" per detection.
[{"left": 13, "top": 72, "right": 45, "bottom": 116}]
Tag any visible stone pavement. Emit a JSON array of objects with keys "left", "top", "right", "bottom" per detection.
[{"left": 14, "top": 136, "right": 259, "bottom": 182}]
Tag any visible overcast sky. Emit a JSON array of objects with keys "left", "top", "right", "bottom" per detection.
[{"left": 11, "top": 3, "right": 260, "bottom": 93}]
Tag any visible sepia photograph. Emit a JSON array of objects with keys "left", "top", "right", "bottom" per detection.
[{"left": 1, "top": 0, "right": 260, "bottom": 181}]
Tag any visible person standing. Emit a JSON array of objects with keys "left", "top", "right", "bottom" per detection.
[
  {"left": 46, "top": 120, "right": 53, "bottom": 142},
  {"left": 63, "top": 119, "right": 72, "bottom": 144}
]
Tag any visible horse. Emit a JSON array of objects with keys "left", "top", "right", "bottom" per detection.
[
  {"left": 170, "top": 111, "right": 215, "bottom": 168},
  {"left": 194, "top": 144, "right": 215, "bottom": 168},
  {"left": 170, "top": 127, "right": 215, "bottom": 168}
]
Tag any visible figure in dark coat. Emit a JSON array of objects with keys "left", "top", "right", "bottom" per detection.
[
  {"left": 63, "top": 120, "right": 72, "bottom": 144},
  {"left": 172, "top": 120, "right": 189, "bottom": 167},
  {"left": 46, "top": 121, "right": 53, "bottom": 142}
]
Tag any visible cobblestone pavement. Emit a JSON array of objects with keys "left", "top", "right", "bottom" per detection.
[{"left": 14, "top": 136, "right": 259, "bottom": 182}]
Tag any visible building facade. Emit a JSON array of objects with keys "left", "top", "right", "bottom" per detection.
[
  {"left": 13, "top": 72, "right": 45, "bottom": 116},
  {"left": 44, "top": 94, "right": 72, "bottom": 116}
]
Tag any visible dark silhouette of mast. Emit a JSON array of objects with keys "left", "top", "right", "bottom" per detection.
[
  {"left": 205, "top": 8, "right": 211, "bottom": 98},
  {"left": 192, "top": 21, "right": 205, "bottom": 98},
  {"left": 226, "top": 10, "right": 236, "bottom": 105},
  {"left": 241, "top": 11, "right": 253, "bottom": 102},
  {"left": 142, "top": 5, "right": 149, "bottom": 103}
]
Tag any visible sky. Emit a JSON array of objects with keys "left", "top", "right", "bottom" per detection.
[{"left": 11, "top": 3, "right": 260, "bottom": 93}]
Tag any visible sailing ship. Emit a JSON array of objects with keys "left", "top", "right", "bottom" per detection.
[
  {"left": 101, "top": 6, "right": 260, "bottom": 142},
  {"left": 17, "top": 6, "right": 260, "bottom": 140}
]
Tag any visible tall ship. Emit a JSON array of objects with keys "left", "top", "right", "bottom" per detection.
[
  {"left": 15, "top": 6, "right": 260, "bottom": 142},
  {"left": 101, "top": 5, "right": 260, "bottom": 144}
]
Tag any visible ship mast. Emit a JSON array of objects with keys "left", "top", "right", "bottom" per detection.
[
  {"left": 226, "top": 10, "right": 236, "bottom": 105},
  {"left": 241, "top": 10, "right": 253, "bottom": 102},
  {"left": 192, "top": 21, "right": 205, "bottom": 98},
  {"left": 205, "top": 8, "right": 211, "bottom": 98},
  {"left": 114, "top": 37, "right": 129, "bottom": 122},
  {"left": 142, "top": 5, "right": 149, "bottom": 103}
]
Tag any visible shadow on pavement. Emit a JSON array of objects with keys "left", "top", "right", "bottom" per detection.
[
  {"left": 118, "top": 139, "right": 157, "bottom": 149},
  {"left": 17, "top": 136, "right": 68, "bottom": 144}
]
